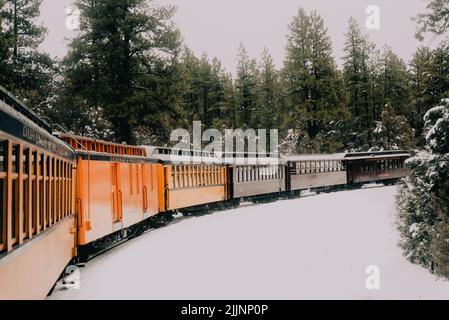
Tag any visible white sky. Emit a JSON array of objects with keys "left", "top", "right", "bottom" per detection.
[{"left": 39, "top": 0, "right": 439, "bottom": 74}]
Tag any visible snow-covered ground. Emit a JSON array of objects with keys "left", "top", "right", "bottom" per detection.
[{"left": 49, "top": 186, "right": 449, "bottom": 300}]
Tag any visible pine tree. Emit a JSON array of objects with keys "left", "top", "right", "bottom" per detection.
[
  {"left": 282, "top": 8, "right": 348, "bottom": 152},
  {"left": 410, "top": 46, "right": 433, "bottom": 139},
  {"left": 0, "top": 0, "right": 57, "bottom": 114},
  {"left": 178, "top": 48, "right": 234, "bottom": 131},
  {"left": 397, "top": 99, "right": 449, "bottom": 277},
  {"left": 58, "top": 0, "right": 181, "bottom": 143},
  {"left": 235, "top": 43, "right": 259, "bottom": 128},
  {"left": 427, "top": 41, "right": 449, "bottom": 106},
  {"left": 0, "top": 0, "right": 10, "bottom": 86},
  {"left": 342, "top": 18, "right": 376, "bottom": 149},
  {"left": 373, "top": 104, "right": 416, "bottom": 149},
  {"left": 258, "top": 48, "right": 280, "bottom": 130},
  {"left": 379, "top": 47, "right": 412, "bottom": 119},
  {"left": 415, "top": 0, "right": 449, "bottom": 40}
]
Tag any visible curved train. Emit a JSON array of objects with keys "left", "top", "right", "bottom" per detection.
[{"left": 0, "top": 86, "right": 410, "bottom": 299}]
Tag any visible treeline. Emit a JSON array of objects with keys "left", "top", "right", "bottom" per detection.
[{"left": 1, "top": 0, "right": 449, "bottom": 154}]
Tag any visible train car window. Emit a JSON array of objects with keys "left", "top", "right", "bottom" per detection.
[
  {"left": 193, "top": 165, "right": 198, "bottom": 187},
  {"left": 181, "top": 165, "right": 186, "bottom": 188},
  {"left": 39, "top": 154, "right": 44, "bottom": 176},
  {"left": 180, "top": 165, "right": 185, "bottom": 188},
  {"left": 23, "top": 167, "right": 29, "bottom": 235},
  {"left": 23, "top": 148, "right": 29, "bottom": 174},
  {"left": 197, "top": 165, "right": 201, "bottom": 186},
  {"left": 179, "top": 165, "right": 187, "bottom": 188},
  {"left": 300, "top": 162, "right": 305, "bottom": 174},
  {"left": 189, "top": 165, "right": 193, "bottom": 187},
  {"left": 0, "top": 141, "right": 4, "bottom": 173},
  {"left": 202, "top": 166, "right": 206, "bottom": 185},
  {"left": 187, "top": 165, "right": 192, "bottom": 187},
  {"left": 217, "top": 166, "right": 221, "bottom": 184},
  {"left": 11, "top": 144, "right": 18, "bottom": 174},
  {"left": 195, "top": 165, "right": 199, "bottom": 186},
  {"left": 39, "top": 165, "right": 45, "bottom": 226},
  {"left": 171, "top": 166, "right": 175, "bottom": 189},
  {"left": 0, "top": 178, "right": 3, "bottom": 251},
  {"left": 11, "top": 179, "right": 17, "bottom": 241},
  {"left": 44, "top": 164, "right": 50, "bottom": 228},
  {"left": 179, "top": 165, "right": 184, "bottom": 188}
]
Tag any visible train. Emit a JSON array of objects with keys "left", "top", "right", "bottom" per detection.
[{"left": 0, "top": 85, "right": 410, "bottom": 299}]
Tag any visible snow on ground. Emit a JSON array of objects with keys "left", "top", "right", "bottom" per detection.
[{"left": 49, "top": 186, "right": 449, "bottom": 300}]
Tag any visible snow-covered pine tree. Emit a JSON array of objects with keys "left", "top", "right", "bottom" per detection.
[
  {"left": 397, "top": 98, "right": 449, "bottom": 276},
  {"left": 373, "top": 104, "right": 416, "bottom": 150}
]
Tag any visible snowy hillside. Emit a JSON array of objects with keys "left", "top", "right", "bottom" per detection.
[{"left": 49, "top": 186, "right": 449, "bottom": 300}]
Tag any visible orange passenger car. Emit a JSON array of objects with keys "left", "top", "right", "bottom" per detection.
[
  {"left": 60, "top": 135, "right": 161, "bottom": 246},
  {"left": 0, "top": 87, "right": 76, "bottom": 299}
]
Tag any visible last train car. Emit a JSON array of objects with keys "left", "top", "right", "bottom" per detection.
[
  {"left": 0, "top": 86, "right": 77, "bottom": 299},
  {"left": 345, "top": 150, "right": 411, "bottom": 184}
]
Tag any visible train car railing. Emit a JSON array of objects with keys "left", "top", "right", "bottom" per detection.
[{"left": 0, "top": 140, "right": 74, "bottom": 254}]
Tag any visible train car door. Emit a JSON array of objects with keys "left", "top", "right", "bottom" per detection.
[
  {"left": 346, "top": 161, "right": 354, "bottom": 184},
  {"left": 368, "top": 161, "right": 376, "bottom": 181},
  {"left": 111, "top": 163, "right": 122, "bottom": 223}
]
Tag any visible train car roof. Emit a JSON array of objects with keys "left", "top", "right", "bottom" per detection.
[
  {"left": 0, "top": 85, "right": 52, "bottom": 133},
  {"left": 281, "top": 153, "right": 346, "bottom": 161},
  {"left": 145, "top": 146, "right": 283, "bottom": 165},
  {"left": 0, "top": 94, "right": 75, "bottom": 159},
  {"left": 144, "top": 146, "right": 222, "bottom": 164},
  {"left": 344, "top": 150, "right": 411, "bottom": 160}
]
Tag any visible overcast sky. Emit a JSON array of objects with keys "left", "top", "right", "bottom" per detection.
[{"left": 39, "top": 0, "right": 438, "bottom": 74}]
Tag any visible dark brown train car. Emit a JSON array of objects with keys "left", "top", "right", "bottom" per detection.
[{"left": 345, "top": 150, "right": 410, "bottom": 184}]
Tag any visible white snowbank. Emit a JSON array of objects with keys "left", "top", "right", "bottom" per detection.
[{"left": 48, "top": 186, "right": 449, "bottom": 300}]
